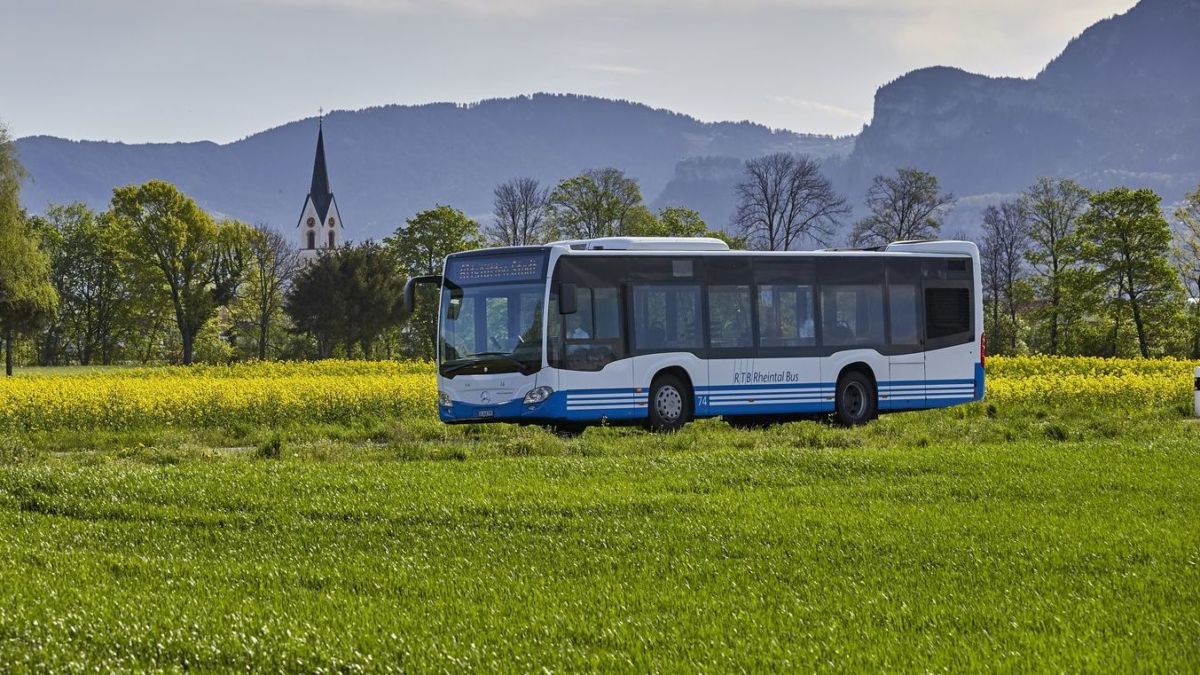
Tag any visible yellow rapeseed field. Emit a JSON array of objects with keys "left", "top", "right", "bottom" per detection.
[
  {"left": 0, "top": 356, "right": 1194, "bottom": 432},
  {"left": 986, "top": 355, "right": 1199, "bottom": 408},
  {"left": 0, "top": 360, "right": 437, "bottom": 432}
]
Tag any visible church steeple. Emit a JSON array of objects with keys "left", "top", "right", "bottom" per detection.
[
  {"left": 309, "top": 120, "right": 332, "bottom": 220},
  {"left": 297, "top": 115, "right": 343, "bottom": 257}
]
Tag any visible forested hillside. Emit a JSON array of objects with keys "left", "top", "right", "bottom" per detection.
[{"left": 15, "top": 95, "right": 845, "bottom": 240}]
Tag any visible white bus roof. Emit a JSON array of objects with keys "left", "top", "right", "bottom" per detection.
[
  {"left": 549, "top": 237, "right": 730, "bottom": 251},
  {"left": 544, "top": 237, "right": 976, "bottom": 257}
]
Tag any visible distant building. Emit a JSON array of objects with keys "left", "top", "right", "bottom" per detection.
[{"left": 296, "top": 119, "right": 343, "bottom": 259}]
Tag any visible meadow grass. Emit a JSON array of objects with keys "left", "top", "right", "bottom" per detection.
[{"left": 0, "top": 361, "right": 1197, "bottom": 670}]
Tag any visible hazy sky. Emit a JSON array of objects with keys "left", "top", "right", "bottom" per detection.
[{"left": 2, "top": 0, "right": 1134, "bottom": 143}]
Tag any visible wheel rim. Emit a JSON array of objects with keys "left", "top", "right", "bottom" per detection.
[
  {"left": 842, "top": 381, "right": 867, "bottom": 419},
  {"left": 655, "top": 385, "right": 683, "bottom": 422}
]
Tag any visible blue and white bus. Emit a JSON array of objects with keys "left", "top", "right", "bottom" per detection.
[{"left": 405, "top": 237, "right": 984, "bottom": 431}]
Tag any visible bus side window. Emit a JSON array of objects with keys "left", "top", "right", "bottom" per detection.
[
  {"left": 560, "top": 285, "right": 624, "bottom": 370},
  {"left": 757, "top": 284, "right": 815, "bottom": 347},
  {"left": 552, "top": 257, "right": 631, "bottom": 371},
  {"left": 633, "top": 284, "right": 702, "bottom": 351},
  {"left": 565, "top": 288, "right": 595, "bottom": 339},
  {"left": 818, "top": 257, "right": 885, "bottom": 349},
  {"left": 708, "top": 285, "right": 753, "bottom": 348},
  {"left": 753, "top": 257, "right": 816, "bottom": 352},
  {"left": 889, "top": 286, "right": 920, "bottom": 345},
  {"left": 886, "top": 259, "right": 923, "bottom": 347},
  {"left": 592, "top": 287, "right": 621, "bottom": 339}
]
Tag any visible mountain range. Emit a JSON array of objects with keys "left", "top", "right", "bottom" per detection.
[{"left": 13, "top": 0, "right": 1200, "bottom": 243}]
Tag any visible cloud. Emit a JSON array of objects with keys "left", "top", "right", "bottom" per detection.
[
  {"left": 852, "top": 0, "right": 1132, "bottom": 77},
  {"left": 580, "top": 63, "right": 651, "bottom": 76},
  {"left": 767, "top": 96, "right": 869, "bottom": 123},
  {"left": 236, "top": 0, "right": 1132, "bottom": 17}
]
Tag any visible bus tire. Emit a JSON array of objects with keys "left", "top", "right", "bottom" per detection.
[
  {"left": 835, "top": 370, "right": 877, "bottom": 426},
  {"left": 648, "top": 373, "right": 692, "bottom": 432}
]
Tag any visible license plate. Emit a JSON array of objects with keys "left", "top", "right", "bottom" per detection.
[{"left": 478, "top": 410, "right": 494, "bottom": 418}]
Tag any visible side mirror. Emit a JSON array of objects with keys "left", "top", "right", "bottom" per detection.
[
  {"left": 402, "top": 274, "right": 441, "bottom": 315},
  {"left": 558, "top": 283, "right": 578, "bottom": 315}
]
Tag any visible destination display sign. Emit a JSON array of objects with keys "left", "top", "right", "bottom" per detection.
[{"left": 446, "top": 254, "right": 545, "bottom": 285}]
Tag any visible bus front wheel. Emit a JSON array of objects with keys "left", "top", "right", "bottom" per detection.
[
  {"left": 835, "top": 370, "right": 877, "bottom": 426},
  {"left": 648, "top": 374, "right": 692, "bottom": 432}
]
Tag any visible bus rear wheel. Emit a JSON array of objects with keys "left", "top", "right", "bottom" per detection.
[
  {"left": 648, "top": 374, "right": 692, "bottom": 432},
  {"left": 835, "top": 371, "right": 877, "bottom": 426}
]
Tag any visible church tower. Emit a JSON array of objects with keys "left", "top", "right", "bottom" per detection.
[{"left": 296, "top": 118, "right": 343, "bottom": 259}]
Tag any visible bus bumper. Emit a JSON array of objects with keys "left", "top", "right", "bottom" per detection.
[
  {"left": 439, "top": 389, "right": 649, "bottom": 424},
  {"left": 439, "top": 393, "right": 566, "bottom": 423}
]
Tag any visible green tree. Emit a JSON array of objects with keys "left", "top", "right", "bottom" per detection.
[
  {"left": 1021, "top": 177, "right": 1090, "bottom": 355},
  {"left": 624, "top": 206, "right": 744, "bottom": 246},
  {"left": 110, "top": 180, "right": 248, "bottom": 365},
  {"left": 653, "top": 206, "right": 707, "bottom": 237},
  {"left": 234, "top": 224, "right": 299, "bottom": 360},
  {"left": 284, "top": 242, "right": 406, "bottom": 359},
  {"left": 343, "top": 242, "right": 406, "bottom": 358},
  {"left": 29, "top": 204, "right": 132, "bottom": 365},
  {"left": 547, "top": 168, "right": 643, "bottom": 239},
  {"left": 1079, "top": 187, "right": 1183, "bottom": 358},
  {"left": 0, "top": 123, "right": 58, "bottom": 376},
  {"left": 25, "top": 212, "right": 67, "bottom": 365},
  {"left": 850, "top": 168, "right": 955, "bottom": 247},
  {"left": 385, "top": 205, "right": 484, "bottom": 358},
  {"left": 284, "top": 250, "right": 345, "bottom": 359}
]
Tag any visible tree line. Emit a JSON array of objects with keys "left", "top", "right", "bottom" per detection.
[
  {"left": 3, "top": 119, "right": 1200, "bottom": 372},
  {"left": 980, "top": 178, "right": 1200, "bottom": 358}
]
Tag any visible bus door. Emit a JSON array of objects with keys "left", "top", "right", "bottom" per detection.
[
  {"left": 884, "top": 259, "right": 924, "bottom": 409},
  {"left": 627, "top": 259, "right": 708, "bottom": 415},
  {"left": 751, "top": 259, "right": 822, "bottom": 415},
  {"left": 921, "top": 257, "right": 977, "bottom": 407},
  {"left": 703, "top": 260, "right": 755, "bottom": 416},
  {"left": 550, "top": 260, "right": 637, "bottom": 421}
]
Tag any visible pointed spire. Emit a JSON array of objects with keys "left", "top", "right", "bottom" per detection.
[
  {"left": 307, "top": 117, "right": 333, "bottom": 222},
  {"left": 310, "top": 119, "right": 330, "bottom": 200}
]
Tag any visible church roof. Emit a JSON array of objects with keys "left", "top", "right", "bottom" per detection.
[{"left": 298, "top": 120, "right": 336, "bottom": 227}]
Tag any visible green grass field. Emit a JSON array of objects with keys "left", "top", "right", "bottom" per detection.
[{"left": 0, "top": 360, "right": 1198, "bottom": 670}]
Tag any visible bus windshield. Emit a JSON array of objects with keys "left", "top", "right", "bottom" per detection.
[{"left": 438, "top": 252, "right": 547, "bottom": 377}]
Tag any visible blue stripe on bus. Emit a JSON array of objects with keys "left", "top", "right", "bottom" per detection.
[{"left": 441, "top": 376, "right": 985, "bottom": 422}]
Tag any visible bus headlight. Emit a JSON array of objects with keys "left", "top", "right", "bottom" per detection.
[
  {"left": 523, "top": 386, "right": 553, "bottom": 405},
  {"left": 438, "top": 391, "right": 451, "bottom": 408}
]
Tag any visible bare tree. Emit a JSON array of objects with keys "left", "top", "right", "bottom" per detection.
[
  {"left": 981, "top": 200, "right": 1030, "bottom": 352},
  {"left": 245, "top": 224, "right": 300, "bottom": 360},
  {"left": 979, "top": 232, "right": 1003, "bottom": 349},
  {"left": 1173, "top": 183, "right": 1200, "bottom": 357},
  {"left": 732, "top": 154, "right": 849, "bottom": 250},
  {"left": 1174, "top": 184, "right": 1200, "bottom": 299},
  {"left": 487, "top": 177, "right": 549, "bottom": 246},
  {"left": 850, "top": 168, "right": 955, "bottom": 247}
]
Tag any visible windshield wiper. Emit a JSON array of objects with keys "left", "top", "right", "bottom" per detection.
[{"left": 442, "top": 353, "right": 533, "bottom": 375}]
